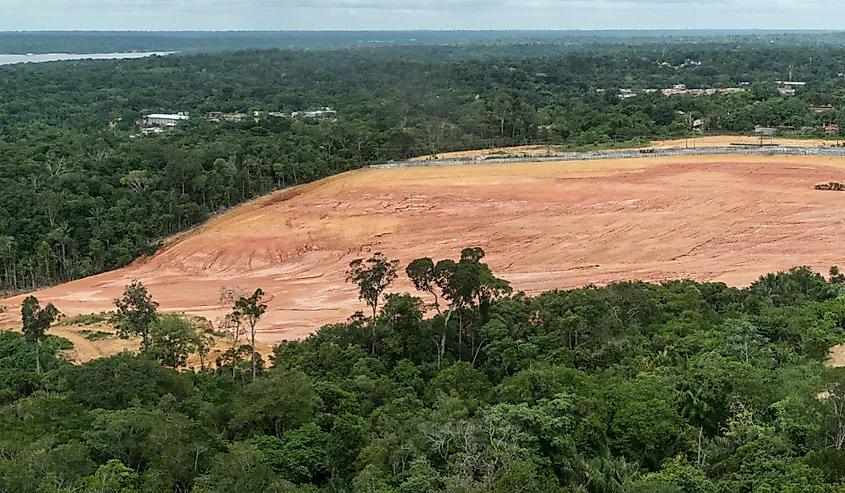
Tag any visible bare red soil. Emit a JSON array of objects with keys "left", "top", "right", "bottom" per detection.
[{"left": 4, "top": 154, "right": 845, "bottom": 345}]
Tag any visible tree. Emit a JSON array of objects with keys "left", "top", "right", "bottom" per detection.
[
  {"left": 346, "top": 253, "right": 399, "bottom": 353},
  {"left": 76, "top": 459, "right": 140, "bottom": 493},
  {"left": 195, "top": 333, "right": 216, "bottom": 372},
  {"left": 379, "top": 293, "right": 426, "bottom": 360},
  {"left": 632, "top": 456, "right": 714, "bottom": 493},
  {"left": 63, "top": 352, "right": 190, "bottom": 409},
  {"left": 20, "top": 295, "right": 60, "bottom": 373},
  {"left": 111, "top": 280, "right": 159, "bottom": 351},
  {"left": 192, "top": 443, "right": 290, "bottom": 493},
  {"left": 723, "top": 319, "right": 770, "bottom": 365},
  {"left": 818, "top": 367, "right": 845, "bottom": 450},
  {"left": 233, "top": 288, "right": 267, "bottom": 379},
  {"left": 407, "top": 257, "right": 451, "bottom": 368},
  {"left": 147, "top": 314, "right": 201, "bottom": 369},
  {"left": 219, "top": 286, "right": 246, "bottom": 378},
  {"left": 407, "top": 248, "right": 511, "bottom": 368},
  {"left": 229, "top": 370, "right": 319, "bottom": 438}
]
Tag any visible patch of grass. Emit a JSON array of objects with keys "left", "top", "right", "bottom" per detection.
[
  {"left": 59, "top": 312, "right": 108, "bottom": 326},
  {"left": 45, "top": 335, "right": 74, "bottom": 351},
  {"left": 77, "top": 329, "right": 113, "bottom": 341}
]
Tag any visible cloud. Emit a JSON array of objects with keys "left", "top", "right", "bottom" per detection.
[
  {"left": 2, "top": 0, "right": 841, "bottom": 30},
  {"left": 6, "top": 0, "right": 814, "bottom": 10}
]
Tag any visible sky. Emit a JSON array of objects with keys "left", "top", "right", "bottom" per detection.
[{"left": 4, "top": 0, "right": 845, "bottom": 31}]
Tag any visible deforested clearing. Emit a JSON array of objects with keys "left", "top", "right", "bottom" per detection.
[{"left": 4, "top": 154, "right": 845, "bottom": 344}]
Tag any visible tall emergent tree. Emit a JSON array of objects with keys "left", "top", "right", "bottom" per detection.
[
  {"left": 407, "top": 248, "right": 511, "bottom": 368},
  {"left": 234, "top": 288, "right": 267, "bottom": 378},
  {"left": 112, "top": 280, "right": 159, "bottom": 351},
  {"left": 20, "top": 295, "right": 60, "bottom": 373},
  {"left": 346, "top": 253, "right": 399, "bottom": 353}
]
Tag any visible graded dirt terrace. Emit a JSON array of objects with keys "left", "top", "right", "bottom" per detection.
[
  {"left": 411, "top": 136, "right": 843, "bottom": 160},
  {"left": 4, "top": 153, "right": 845, "bottom": 345}
]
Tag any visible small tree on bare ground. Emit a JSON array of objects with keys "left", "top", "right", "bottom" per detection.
[
  {"left": 218, "top": 287, "right": 246, "bottom": 378},
  {"left": 21, "top": 296, "right": 60, "bottom": 373},
  {"left": 112, "top": 280, "right": 159, "bottom": 351},
  {"left": 234, "top": 289, "right": 267, "bottom": 379}
]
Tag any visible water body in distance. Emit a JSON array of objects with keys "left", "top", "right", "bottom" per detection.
[{"left": 0, "top": 52, "right": 175, "bottom": 66}]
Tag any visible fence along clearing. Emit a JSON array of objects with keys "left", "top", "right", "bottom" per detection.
[{"left": 370, "top": 146, "right": 845, "bottom": 169}]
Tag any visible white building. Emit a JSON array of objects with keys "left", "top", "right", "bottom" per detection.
[
  {"left": 291, "top": 107, "right": 337, "bottom": 119},
  {"left": 143, "top": 113, "right": 189, "bottom": 126}
]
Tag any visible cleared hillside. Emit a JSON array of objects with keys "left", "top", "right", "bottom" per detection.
[{"left": 4, "top": 153, "right": 845, "bottom": 344}]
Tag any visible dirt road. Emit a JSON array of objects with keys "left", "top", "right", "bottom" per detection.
[{"left": 411, "top": 136, "right": 840, "bottom": 161}]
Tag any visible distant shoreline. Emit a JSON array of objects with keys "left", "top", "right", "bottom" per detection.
[{"left": 0, "top": 51, "right": 175, "bottom": 65}]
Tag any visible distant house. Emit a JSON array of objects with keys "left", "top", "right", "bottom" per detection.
[
  {"left": 207, "top": 112, "right": 247, "bottom": 122},
  {"left": 810, "top": 105, "right": 835, "bottom": 113},
  {"left": 140, "top": 127, "right": 165, "bottom": 135},
  {"left": 778, "top": 87, "right": 796, "bottom": 97},
  {"left": 291, "top": 107, "right": 337, "bottom": 119},
  {"left": 826, "top": 124, "right": 840, "bottom": 135},
  {"left": 661, "top": 86, "right": 746, "bottom": 97},
  {"left": 617, "top": 89, "right": 637, "bottom": 99},
  {"left": 143, "top": 113, "right": 189, "bottom": 126}
]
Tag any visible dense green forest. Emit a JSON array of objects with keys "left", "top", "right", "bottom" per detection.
[
  {"left": 2, "top": 250, "right": 845, "bottom": 492},
  {"left": 6, "top": 39, "right": 845, "bottom": 292},
  {"left": 2, "top": 30, "right": 845, "bottom": 55}
]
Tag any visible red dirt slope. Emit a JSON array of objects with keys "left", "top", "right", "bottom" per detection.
[{"left": 4, "top": 154, "right": 845, "bottom": 344}]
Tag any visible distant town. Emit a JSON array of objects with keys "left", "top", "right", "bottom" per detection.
[{"left": 137, "top": 107, "right": 337, "bottom": 135}]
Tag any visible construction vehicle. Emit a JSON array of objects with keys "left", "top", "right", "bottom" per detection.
[{"left": 814, "top": 182, "right": 845, "bottom": 191}]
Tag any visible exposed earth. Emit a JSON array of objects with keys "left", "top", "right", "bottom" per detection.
[
  {"left": 4, "top": 152, "right": 845, "bottom": 349},
  {"left": 410, "top": 135, "right": 844, "bottom": 160},
  {"left": 41, "top": 315, "right": 274, "bottom": 366}
]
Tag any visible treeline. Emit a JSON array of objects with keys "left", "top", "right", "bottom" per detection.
[
  {"left": 4, "top": 31, "right": 845, "bottom": 55},
  {"left": 6, "top": 44, "right": 845, "bottom": 292},
  {"left": 2, "top": 251, "right": 845, "bottom": 492}
]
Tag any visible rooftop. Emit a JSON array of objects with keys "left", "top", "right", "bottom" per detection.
[{"left": 145, "top": 114, "right": 189, "bottom": 120}]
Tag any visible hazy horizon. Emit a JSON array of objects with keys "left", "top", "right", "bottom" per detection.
[
  {"left": 6, "top": 1, "right": 845, "bottom": 32},
  {"left": 0, "top": 29, "right": 842, "bottom": 33}
]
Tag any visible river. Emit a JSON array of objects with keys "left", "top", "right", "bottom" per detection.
[{"left": 0, "top": 52, "right": 175, "bottom": 66}]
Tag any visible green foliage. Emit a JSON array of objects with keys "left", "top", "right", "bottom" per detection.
[
  {"left": 21, "top": 296, "right": 59, "bottom": 344},
  {"left": 59, "top": 313, "right": 107, "bottom": 326},
  {"left": 147, "top": 314, "right": 201, "bottom": 368},
  {"left": 75, "top": 459, "right": 140, "bottom": 493},
  {"left": 347, "top": 253, "right": 400, "bottom": 320},
  {"left": 78, "top": 330, "right": 112, "bottom": 341},
  {"left": 61, "top": 352, "right": 189, "bottom": 409},
  {"left": 20, "top": 296, "right": 60, "bottom": 373},
  {"left": 426, "top": 361, "right": 493, "bottom": 410},
  {"left": 229, "top": 370, "right": 320, "bottom": 438},
  {"left": 9, "top": 32, "right": 845, "bottom": 492},
  {"left": 233, "top": 288, "right": 268, "bottom": 376},
  {"left": 634, "top": 456, "right": 714, "bottom": 493},
  {"left": 5, "top": 251, "right": 845, "bottom": 492},
  {"left": 111, "top": 281, "right": 159, "bottom": 351}
]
